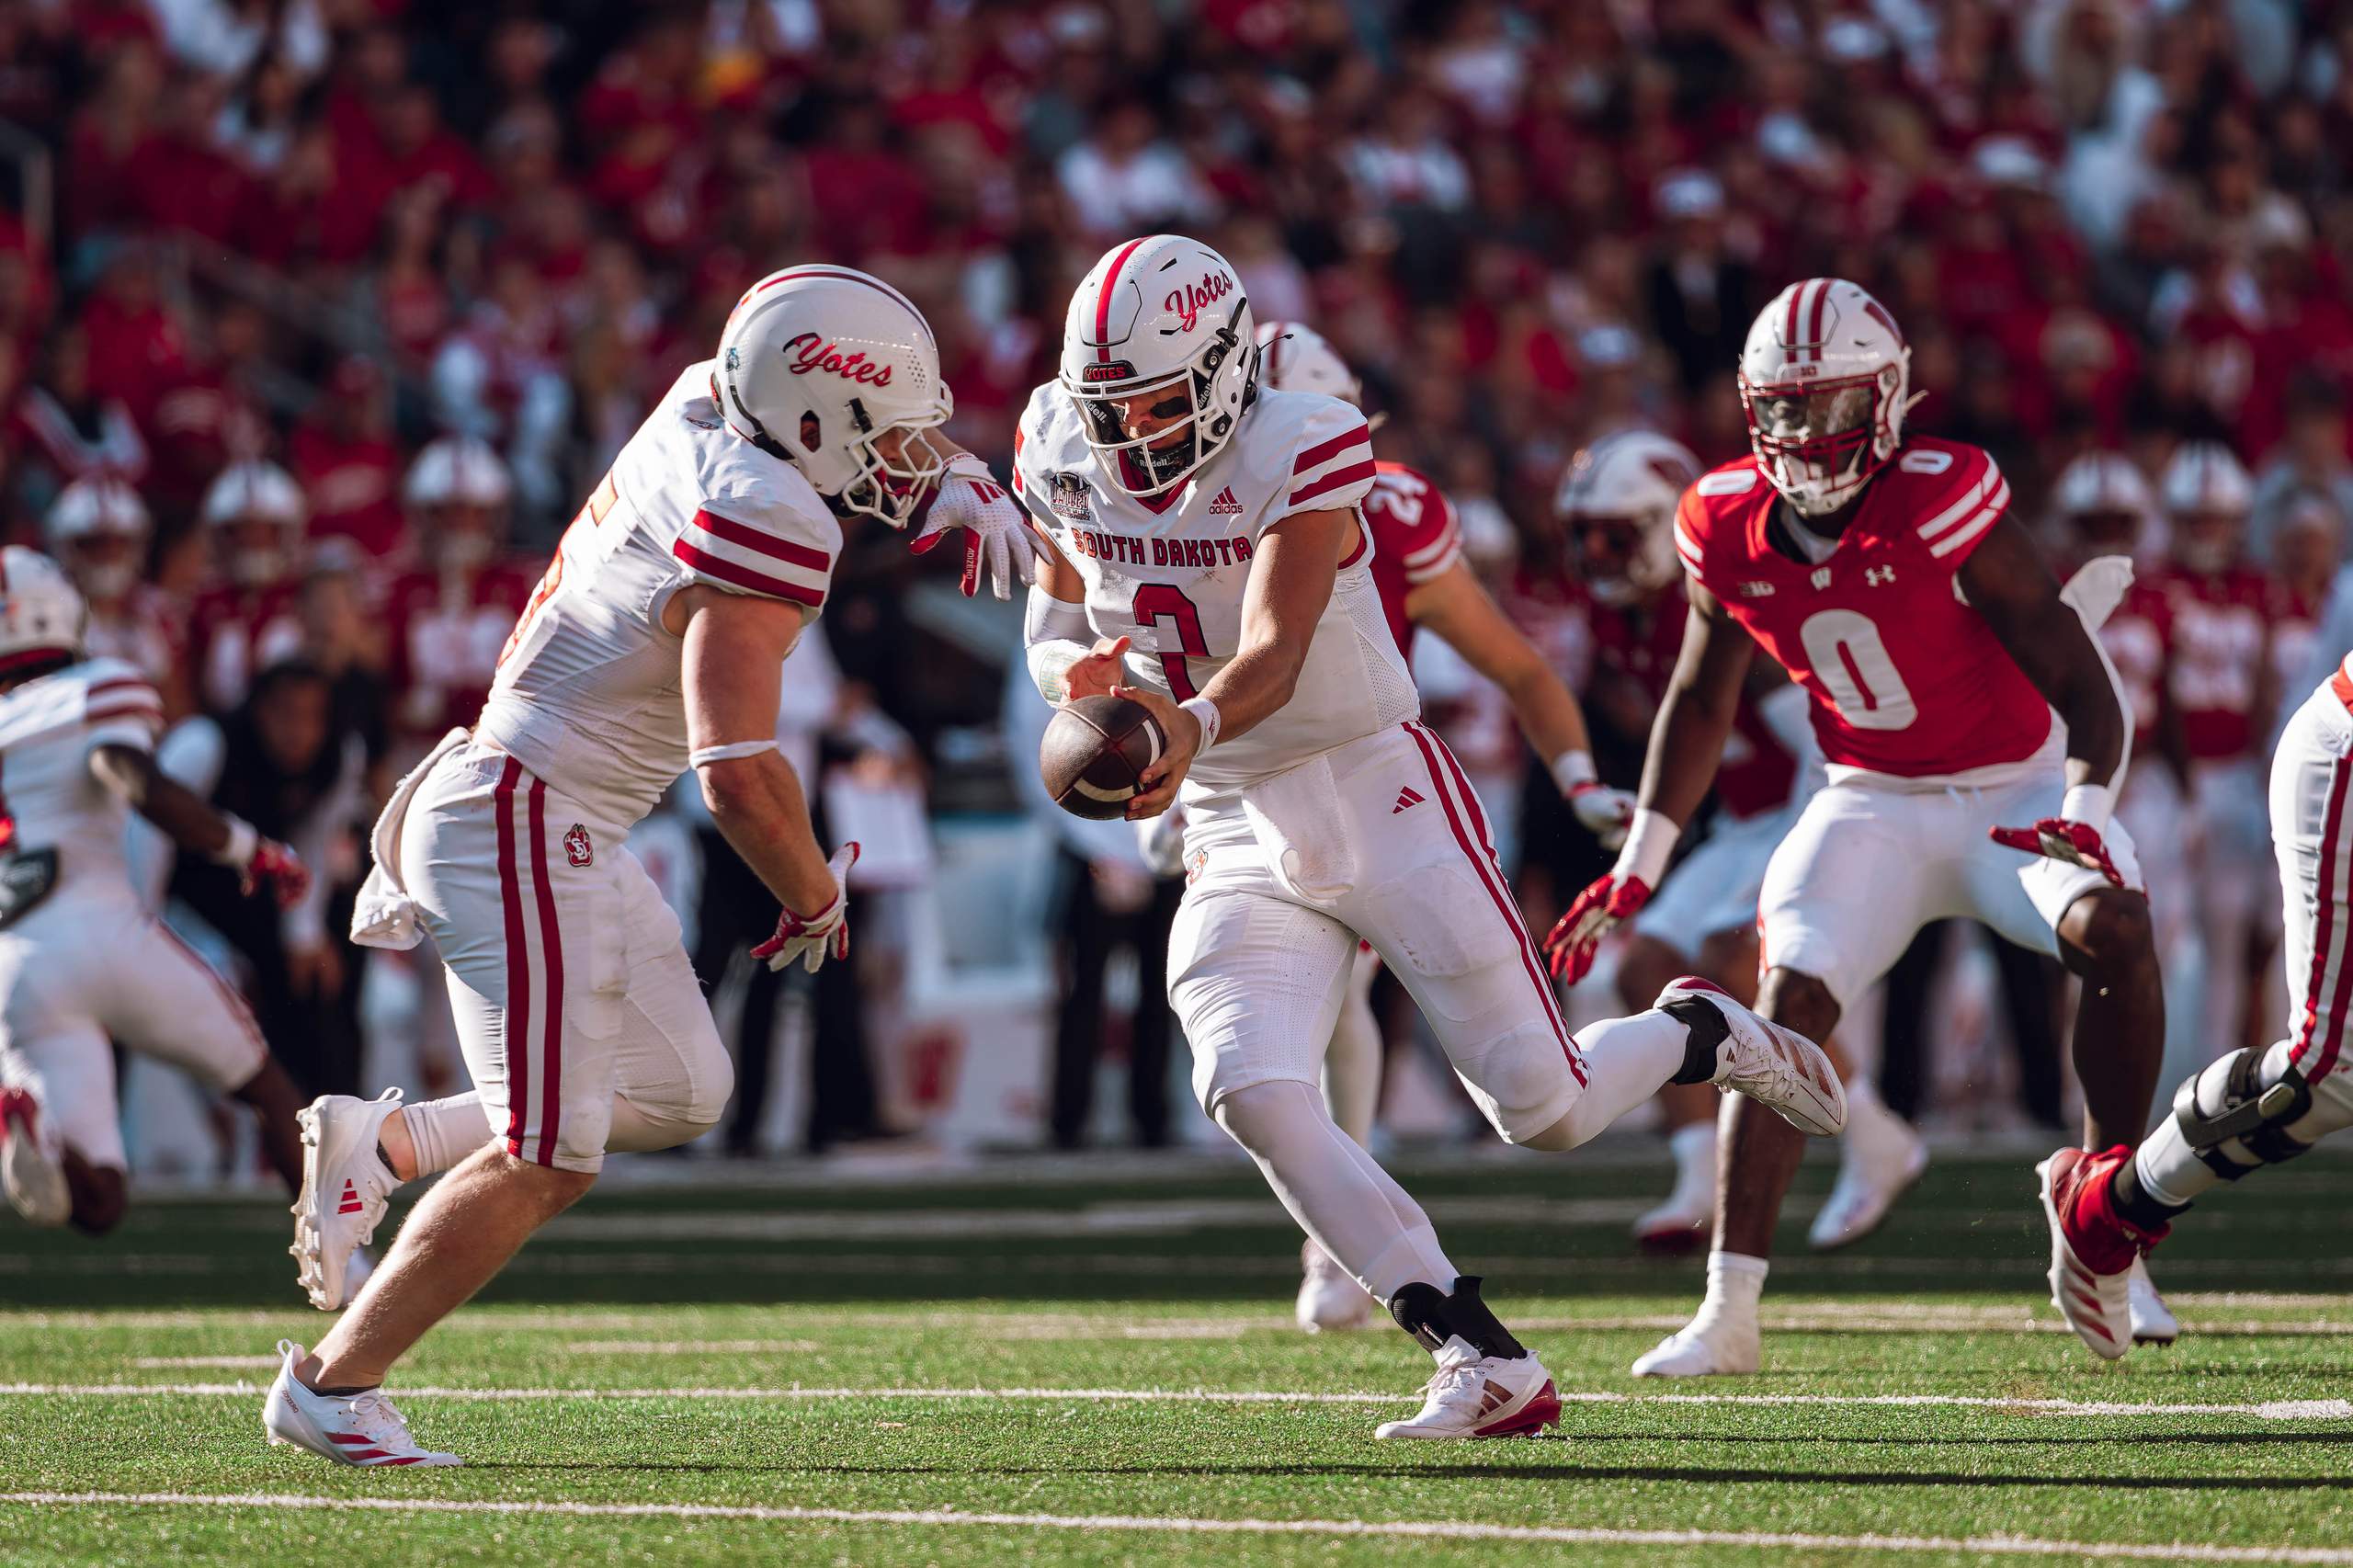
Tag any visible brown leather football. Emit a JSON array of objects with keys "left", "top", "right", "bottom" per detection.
[{"left": 1040, "top": 695, "right": 1165, "bottom": 820}]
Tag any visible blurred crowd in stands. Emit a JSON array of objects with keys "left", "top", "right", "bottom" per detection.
[{"left": 3, "top": 0, "right": 2350, "bottom": 1161}]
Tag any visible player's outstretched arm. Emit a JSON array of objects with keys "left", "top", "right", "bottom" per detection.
[
  {"left": 87, "top": 743, "right": 309, "bottom": 907},
  {"left": 1115, "top": 506, "right": 1350, "bottom": 819},
  {"left": 1543, "top": 585, "right": 1755, "bottom": 983},
  {"left": 677, "top": 585, "right": 844, "bottom": 926},
  {"left": 1961, "top": 515, "right": 2131, "bottom": 883},
  {"left": 1404, "top": 560, "right": 1631, "bottom": 844}
]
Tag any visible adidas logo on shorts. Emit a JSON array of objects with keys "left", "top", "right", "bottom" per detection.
[{"left": 1392, "top": 787, "right": 1425, "bottom": 814}]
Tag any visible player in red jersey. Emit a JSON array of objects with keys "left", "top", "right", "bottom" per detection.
[
  {"left": 42, "top": 479, "right": 190, "bottom": 719},
  {"left": 1545, "top": 278, "right": 2170, "bottom": 1373},
  {"left": 381, "top": 437, "right": 537, "bottom": 766},
  {"left": 187, "top": 460, "right": 307, "bottom": 716},
  {"left": 2153, "top": 444, "right": 2279, "bottom": 1073},
  {"left": 1244, "top": 321, "right": 1634, "bottom": 1330}
]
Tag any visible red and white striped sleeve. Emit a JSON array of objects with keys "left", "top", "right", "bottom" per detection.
[
  {"left": 1912, "top": 445, "right": 2009, "bottom": 564},
  {"left": 671, "top": 502, "right": 835, "bottom": 609},
  {"left": 1367, "top": 465, "right": 1461, "bottom": 585},
  {"left": 1281, "top": 403, "right": 1378, "bottom": 519},
  {"left": 1673, "top": 485, "right": 1712, "bottom": 591},
  {"left": 81, "top": 669, "right": 164, "bottom": 750}
]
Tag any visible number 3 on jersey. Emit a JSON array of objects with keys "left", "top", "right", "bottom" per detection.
[
  {"left": 1132, "top": 584, "right": 1208, "bottom": 700},
  {"left": 1800, "top": 608, "right": 1917, "bottom": 731}
]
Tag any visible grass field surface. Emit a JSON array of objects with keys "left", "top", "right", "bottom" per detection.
[{"left": 5, "top": 1142, "right": 2351, "bottom": 1564}]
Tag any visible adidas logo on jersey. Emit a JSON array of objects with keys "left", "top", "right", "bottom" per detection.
[
  {"left": 1208, "top": 485, "right": 1243, "bottom": 516},
  {"left": 1392, "top": 787, "right": 1425, "bottom": 814}
]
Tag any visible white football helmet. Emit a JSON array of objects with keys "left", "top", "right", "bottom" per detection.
[
  {"left": 1554, "top": 429, "right": 1703, "bottom": 605},
  {"left": 2161, "top": 441, "right": 2253, "bottom": 573},
  {"left": 1739, "top": 278, "right": 1917, "bottom": 517},
  {"left": 201, "top": 460, "right": 308, "bottom": 587},
  {"left": 1255, "top": 320, "right": 1360, "bottom": 403},
  {"left": 45, "top": 479, "right": 150, "bottom": 603},
  {"left": 2052, "top": 450, "right": 2157, "bottom": 560},
  {"left": 404, "top": 435, "right": 511, "bottom": 509},
  {"left": 712, "top": 265, "right": 951, "bottom": 526},
  {"left": 1062, "top": 233, "right": 1256, "bottom": 497},
  {"left": 0, "top": 547, "right": 88, "bottom": 670}
]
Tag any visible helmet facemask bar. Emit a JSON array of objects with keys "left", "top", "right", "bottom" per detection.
[
  {"left": 835, "top": 400, "right": 952, "bottom": 527},
  {"left": 1739, "top": 362, "right": 1907, "bottom": 517},
  {"left": 1063, "top": 317, "right": 1252, "bottom": 498}
]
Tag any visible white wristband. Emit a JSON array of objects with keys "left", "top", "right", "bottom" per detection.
[
  {"left": 1550, "top": 749, "right": 1597, "bottom": 794},
  {"left": 689, "top": 739, "right": 782, "bottom": 767},
  {"left": 212, "top": 815, "right": 258, "bottom": 869},
  {"left": 2061, "top": 782, "right": 2113, "bottom": 833},
  {"left": 1178, "top": 696, "right": 1222, "bottom": 753},
  {"left": 1611, "top": 808, "right": 1681, "bottom": 888}
]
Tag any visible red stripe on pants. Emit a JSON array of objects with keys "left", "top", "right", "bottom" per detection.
[
  {"left": 2295, "top": 755, "right": 2353, "bottom": 1082},
  {"left": 494, "top": 757, "right": 530, "bottom": 1158},
  {"left": 527, "top": 778, "right": 565, "bottom": 1165},
  {"left": 1403, "top": 722, "right": 1587, "bottom": 1085}
]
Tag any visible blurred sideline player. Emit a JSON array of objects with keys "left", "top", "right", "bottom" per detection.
[
  {"left": 44, "top": 478, "right": 188, "bottom": 715},
  {"left": 263, "top": 265, "right": 1049, "bottom": 1468},
  {"left": 1547, "top": 278, "right": 2169, "bottom": 1376},
  {"left": 1556, "top": 435, "right": 1927, "bottom": 1255},
  {"left": 0, "top": 547, "right": 312, "bottom": 1233},
  {"left": 1245, "top": 320, "right": 1635, "bottom": 1331},
  {"left": 2044, "top": 642, "right": 2353, "bottom": 1357},
  {"left": 382, "top": 436, "right": 536, "bottom": 767},
  {"left": 188, "top": 460, "right": 307, "bottom": 716},
  {"left": 1023, "top": 233, "right": 1844, "bottom": 1440}
]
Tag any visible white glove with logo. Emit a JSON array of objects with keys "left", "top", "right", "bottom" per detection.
[
  {"left": 752, "top": 845, "right": 860, "bottom": 973},
  {"left": 910, "top": 453, "right": 1055, "bottom": 601}
]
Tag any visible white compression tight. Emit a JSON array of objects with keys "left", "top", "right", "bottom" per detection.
[
  {"left": 404, "top": 1085, "right": 718, "bottom": 1176},
  {"left": 1214, "top": 1077, "right": 1456, "bottom": 1305},
  {"left": 1322, "top": 949, "right": 1383, "bottom": 1146},
  {"left": 1520, "top": 1007, "right": 1696, "bottom": 1152}
]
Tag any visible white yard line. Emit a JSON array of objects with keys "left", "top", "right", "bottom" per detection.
[
  {"left": 1, "top": 1492, "right": 2347, "bottom": 1563},
  {"left": 5, "top": 1381, "right": 2347, "bottom": 1421}
]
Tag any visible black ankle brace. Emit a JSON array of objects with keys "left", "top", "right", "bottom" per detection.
[
  {"left": 1387, "top": 1276, "right": 1528, "bottom": 1359},
  {"left": 2109, "top": 1152, "right": 2191, "bottom": 1233},
  {"left": 1661, "top": 994, "right": 1732, "bottom": 1086}
]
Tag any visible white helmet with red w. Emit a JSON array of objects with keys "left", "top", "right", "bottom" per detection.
[
  {"left": 1554, "top": 428, "right": 1703, "bottom": 605},
  {"left": 0, "top": 548, "right": 87, "bottom": 670},
  {"left": 713, "top": 265, "right": 952, "bottom": 526},
  {"left": 45, "top": 479, "right": 150, "bottom": 604},
  {"left": 2052, "top": 450, "right": 2157, "bottom": 559},
  {"left": 1255, "top": 320, "right": 1360, "bottom": 403},
  {"left": 2161, "top": 440, "right": 2254, "bottom": 573},
  {"left": 1739, "top": 278, "right": 1918, "bottom": 517},
  {"left": 1062, "top": 234, "right": 1257, "bottom": 497},
  {"left": 201, "top": 460, "right": 307, "bottom": 587}
]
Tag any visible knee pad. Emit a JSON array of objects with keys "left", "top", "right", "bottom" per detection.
[
  {"left": 2174, "top": 1048, "right": 2315, "bottom": 1180},
  {"left": 1210, "top": 1077, "right": 1311, "bottom": 1156}
]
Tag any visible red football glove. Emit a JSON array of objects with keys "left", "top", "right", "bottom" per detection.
[
  {"left": 243, "top": 838, "right": 311, "bottom": 910},
  {"left": 751, "top": 844, "right": 860, "bottom": 973},
  {"left": 1987, "top": 817, "right": 2125, "bottom": 888},
  {"left": 1541, "top": 873, "right": 1654, "bottom": 984}
]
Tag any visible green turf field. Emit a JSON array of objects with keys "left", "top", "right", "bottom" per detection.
[{"left": 5, "top": 1142, "right": 2353, "bottom": 1564}]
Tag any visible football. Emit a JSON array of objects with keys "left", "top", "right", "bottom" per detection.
[{"left": 1040, "top": 694, "right": 1165, "bottom": 820}]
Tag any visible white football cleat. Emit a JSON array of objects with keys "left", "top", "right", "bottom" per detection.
[
  {"left": 263, "top": 1340, "right": 461, "bottom": 1467},
  {"left": 0, "top": 1085, "right": 68, "bottom": 1226},
  {"left": 2036, "top": 1147, "right": 2134, "bottom": 1360},
  {"left": 1373, "top": 1336, "right": 1560, "bottom": 1439},
  {"left": 291, "top": 1088, "right": 405, "bottom": 1311},
  {"left": 1296, "top": 1239, "right": 1373, "bottom": 1334},
  {"left": 1630, "top": 1312, "right": 1760, "bottom": 1378},
  {"left": 1656, "top": 978, "right": 1846, "bottom": 1137},
  {"left": 1808, "top": 1100, "right": 1927, "bottom": 1250},
  {"left": 2128, "top": 1256, "right": 2178, "bottom": 1346}
]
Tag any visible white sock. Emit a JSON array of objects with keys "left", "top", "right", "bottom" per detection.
[
  {"left": 1323, "top": 961, "right": 1382, "bottom": 1147},
  {"left": 1530, "top": 1008, "right": 1690, "bottom": 1150},
  {"left": 1214, "top": 1078, "right": 1456, "bottom": 1304},
  {"left": 1669, "top": 1119, "right": 1716, "bottom": 1178},
  {"left": 1694, "top": 1250, "right": 1768, "bottom": 1331},
  {"left": 403, "top": 1093, "right": 494, "bottom": 1177}
]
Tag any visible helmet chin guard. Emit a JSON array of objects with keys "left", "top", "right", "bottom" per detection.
[{"left": 1738, "top": 278, "right": 1917, "bottom": 517}]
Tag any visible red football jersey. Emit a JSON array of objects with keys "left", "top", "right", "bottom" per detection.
[
  {"left": 2156, "top": 565, "right": 2275, "bottom": 762},
  {"left": 1363, "top": 460, "right": 1461, "bottom": 658},
  {"left": 1590, "top": 582, "right": 1796, "bottom": 820},
  {"left": 384, "top": 562, "right": 540, "bottom": 743},
  {"left": 187, "top": 582, "right": 303, "bottom": 715},
  {"left": 1675, "top": 438, "right": 2053, "bottom": 779},
  {"left": 2096, "top": 576, "right": 2172, "bottom": 756}
]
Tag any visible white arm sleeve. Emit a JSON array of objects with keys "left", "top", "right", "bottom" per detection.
[{"left": 1024, "top": 585, "right": 1093, "bottom": 705}]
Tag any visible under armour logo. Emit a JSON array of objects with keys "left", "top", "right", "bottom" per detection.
[
  {"left": 1810, "top": 566, "right": 1832, "bottom": 590},
  {"left": 1866, "top": 565, "right": 1896, "bottom": 586},
  {"left": 1392, "top": 787, "right": 1426, "bottom": 814},
  {"left": 1737, "top": 581, "right": 1776, "bottom": 597}
]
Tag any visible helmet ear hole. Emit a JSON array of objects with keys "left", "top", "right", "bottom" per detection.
[{"left": 799, "top": 411, "right": 822, "bottom": 453}]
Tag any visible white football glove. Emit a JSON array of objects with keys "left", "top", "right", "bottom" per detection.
[
  {"left": 752, "top": 844, "right": 859, "bottom": 973},
  {"left": 910, "top": 453, "right": 1054, "bottom": 602}
]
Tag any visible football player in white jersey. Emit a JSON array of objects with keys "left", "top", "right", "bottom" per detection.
[
  {"left": 0, "top": 547, "right": 313, "bottom": 1233},
  {"left": 1018, "top": 233, "right": 1847, "bottom": 1441},
  {"left": 266, "top": 266, "right": 1047, "bottom": 1468}
]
